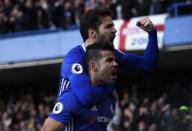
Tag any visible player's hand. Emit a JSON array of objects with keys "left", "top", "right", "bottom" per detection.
[{"left": 136, "top": 17, "right": 156, "bottom": 32}]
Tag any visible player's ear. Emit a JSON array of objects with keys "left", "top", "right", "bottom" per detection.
[
  {"left": 88, "top": 28, "right": 97, "bottom": 39},
  {"left": 88, "top": 61, "right": 97, "bottom": 72}
]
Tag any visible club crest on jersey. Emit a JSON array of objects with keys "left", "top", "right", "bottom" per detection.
[
  {"left": 72, "top": 63, "right": 83, "bottom": 74},
  {"left": 52, "top": 102, "right": 63, "bottom": 114}
]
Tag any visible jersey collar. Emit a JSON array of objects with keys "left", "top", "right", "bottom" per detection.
[{"left": 82, "top": 43, "right": 86, "bottom": 52}]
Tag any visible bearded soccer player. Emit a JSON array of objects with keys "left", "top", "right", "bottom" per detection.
[{"left": 42, "top": 43, "right": 118, "bottom": 131}]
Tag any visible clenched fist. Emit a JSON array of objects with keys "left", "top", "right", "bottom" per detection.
[{"left": 136, "top": 17, "right": 156, "bottom": 32}]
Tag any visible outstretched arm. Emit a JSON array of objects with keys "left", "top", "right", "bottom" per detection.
[{"left": 116, "top": 17, "right": 159, "bottom": 73}]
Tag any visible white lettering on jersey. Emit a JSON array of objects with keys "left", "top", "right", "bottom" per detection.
[{"left": 97, "top": 116, "right": 111, "bottom": 123}]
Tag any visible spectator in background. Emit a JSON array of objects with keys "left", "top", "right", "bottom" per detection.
[
  {"left": 22, "top": 0, "right": 38, "bottom": 30},
  {"left": 0, "top": 7, "right": 9, "bottom": 34},
  {"left": 37, "top": 7, "right": 50, "bottom": 29},
  {"left": 64, "top": 0, "right": 75, "bottom": 25},
  {"left": 9, "top": 4, "right": 24, "bottom": 32},
  {"left": 150, "top": 0, "right": 163, "bottom": 15},
  {"left": 98, "top": 0, "right": 117, "bottom": 19},
  {"left": 136, "top": 121, "right": 147, "bottom": 131},
  {"left": 85, "top": 0, "right": 98, "bottom": 12},
  {"left": 118, "top": 0, "right": 140, "bottom": 20},
  {"left": 74, "top": 0, "right": 84, "bottom": 25},
  {"left": 3, "top": 0, "right": 13, "bottom": 17},
  {"left": 137, "top": 0, "right": 152, "bottom": 16},
  {"left": 36, "top": 0, "right": 51, "bottom": 29},
  {"left": 149, "top": 123, "right": 158, "bottom": 131},
  {"left": 51, "top": 0, "right": 66, "bottom": 29}
]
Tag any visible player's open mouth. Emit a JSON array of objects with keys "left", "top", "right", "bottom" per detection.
[
  {"left": 111, "top": 34, "right": 116, "bottom": 39},
  {"left": 111, "top": 70, "right": 118, "bottom": 80}
]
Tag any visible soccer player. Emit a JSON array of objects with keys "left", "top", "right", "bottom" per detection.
[
  {"left": 42, "top": 43, "right": 118, "bottom": 131},
  {"left": 57, "top": 7, "right": 158, "bottom": 106}
]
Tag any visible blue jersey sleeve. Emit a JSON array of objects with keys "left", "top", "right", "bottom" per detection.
[
  {"left": 70, "top": 74, "right": 114, "bottom": 106},
  {"left": 49, "top": 92, "right": 80, "bottom": 125},
  {"left": 58, "top": 46, "right": 114, "bottom": 106},
  {"left": 61, "top": 48, "right": 85, "bottom": 78},
  {"left": 115, "top": 30, "right": 159, "bottom": 73}
]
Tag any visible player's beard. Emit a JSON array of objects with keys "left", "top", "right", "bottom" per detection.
[{"left": 96, "top": 34, "right": 113, "bottom": 45}]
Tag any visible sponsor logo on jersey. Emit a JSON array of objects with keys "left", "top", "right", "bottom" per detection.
[
  {"left": 97, "top": 116, "right": 111, "bottom": 123},
  {"left": 91, "top": 106, "right": 98, "bottom": 111},
  {"left": 72, "top": 63, "right": 83, "bottom": 74},
  {"left": 52, "top": 102, "right": 63, "bottom": 114}
]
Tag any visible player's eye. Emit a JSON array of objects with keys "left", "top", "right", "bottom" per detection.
[
  {"left": 106, "top": 58, "right": 113, "bottom": 62},
  {"left": 105, "top": 24, "right": 114, "bottom": 29}
]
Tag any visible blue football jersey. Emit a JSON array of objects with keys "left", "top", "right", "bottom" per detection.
[{"left": 49, "top": 88, "right": 116, "bottom": 131}]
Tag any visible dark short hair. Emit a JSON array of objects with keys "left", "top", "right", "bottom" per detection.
[
  {"left": 80, "top": 7, "right": 111, "bottom": 42},
  {"left": 85, "top": 41, "right": 115, "bottom": 72}
]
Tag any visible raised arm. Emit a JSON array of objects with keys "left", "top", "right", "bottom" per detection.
[{"left": 115, "top": 17, "right": 159, "bottom": 73}]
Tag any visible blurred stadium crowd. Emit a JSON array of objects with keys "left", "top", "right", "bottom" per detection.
[
  {"left": 0, "top": 74, "right": 191, "bottom": 131},
  {"left": 111, "top": 76, "right": 192, "bottom": 131},
  {"left": 0, "top": 0, "right": 191, "bottom": 34},
  {"left": 0, "top": 85, "right": 56, "bottom": 131}
]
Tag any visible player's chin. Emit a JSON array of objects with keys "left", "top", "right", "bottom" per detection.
[
  {"left": 108, "top": 79, "right": 116, "bottom": 84},
  {"left": 111, "top": 36, "right": 115, "bottom": 42},
  {"left": 111, "top": 74, "right": 118, "bottom": 82}
]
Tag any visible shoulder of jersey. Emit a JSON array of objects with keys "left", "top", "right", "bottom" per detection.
[{"left": 65, "top": 45, "right": 83, "bottom": 57}]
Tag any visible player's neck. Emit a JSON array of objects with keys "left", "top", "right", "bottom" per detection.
[
  {"left": 90, "top": 74, "right": 99, "bottom": 86},
  {"left": 90, "top": 74, "right": 104, "bottom": 87},
  {"left": 85, "top": 39, "right": 96, "bottom": 48}
]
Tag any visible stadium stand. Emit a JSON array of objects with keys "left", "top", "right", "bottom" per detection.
[
  {"left": 0, "top": 69, "right": 192, "bottom": 131},
  {"left": 0, "top": 0, "right": 191, "bottom": 34}
]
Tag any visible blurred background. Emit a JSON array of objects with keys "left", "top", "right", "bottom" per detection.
[{"left": 0, "top": 0, "right": 192, "bottom": 130}]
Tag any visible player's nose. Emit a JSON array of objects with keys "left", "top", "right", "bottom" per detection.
[
  {"left": 113, "top": 27, "right": 117, "bottom": 33},
  {"left": 112, "top": 26, "right": 117, "bottom": 33},
  {"left": 113, "top": 60, "right": 118, "bottom": 67}
]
